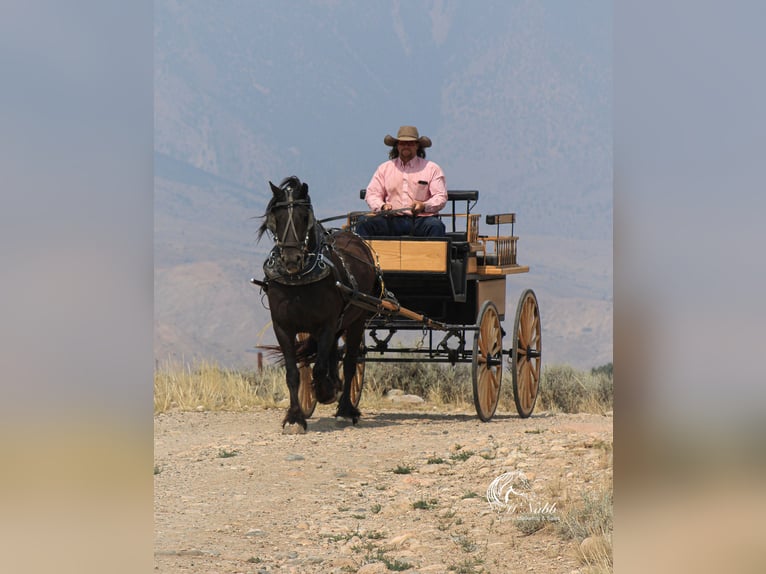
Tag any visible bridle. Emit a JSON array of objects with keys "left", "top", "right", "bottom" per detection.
[
  {"left": 260, "top": 177, "right": 381, "bottom": 298},
  {"left": 266, "top": 183, "right": 319, "bottom": 273}
]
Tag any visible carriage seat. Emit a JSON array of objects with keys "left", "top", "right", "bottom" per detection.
[{"left": 356, "top": 189, "right": 480, "bottom": 242}]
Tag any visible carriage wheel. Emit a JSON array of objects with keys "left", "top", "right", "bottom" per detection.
[
  {"left": 511, "top": 289, "right": 542, "bottom": 418},
  {"left": 339, "top": 335, "right": 366, "bottom": 408},
  {"left": 472, "top": 301, "right": 504, "bottom": 422},
  {"left": 296, "top": 332, "right": 317, "bottom": 418}
]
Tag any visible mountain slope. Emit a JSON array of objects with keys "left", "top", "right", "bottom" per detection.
[{"left": 154, "top": 1, "right": 613, "bottom": 370}]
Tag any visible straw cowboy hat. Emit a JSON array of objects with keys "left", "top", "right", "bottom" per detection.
[{"left": 383, "top": 125, "right": 432, "bottom": 148}]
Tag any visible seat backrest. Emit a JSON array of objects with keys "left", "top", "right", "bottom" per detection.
[{"left": 359, "top": 189, "right": 478, "bottom": 201}]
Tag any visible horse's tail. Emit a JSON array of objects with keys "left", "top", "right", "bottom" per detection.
[
  {"left": 255, "top": 344, "right": 284, "bottom": 365},
  {"left": 295, "top": 335, "right": 318, "bottom": 364},
  {"left": 256, "top": 336, "right": 318, "bottom": 366}
]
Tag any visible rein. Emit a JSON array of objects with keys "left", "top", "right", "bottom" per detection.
[{"left": 318, "top": 207, "right": 413, "bottom": 225}]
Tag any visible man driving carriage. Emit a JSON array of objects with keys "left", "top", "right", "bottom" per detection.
[{"left": 355, "top": 125, "right": 448, "bottom": 238}]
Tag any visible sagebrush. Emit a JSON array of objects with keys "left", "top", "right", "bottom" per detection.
[{"left": 154, "top": 359, "right": 612, "bottom": 415}]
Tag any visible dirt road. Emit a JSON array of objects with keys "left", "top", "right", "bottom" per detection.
[{"left": 154, "top": 405, "right": 612, "bottom": 573}]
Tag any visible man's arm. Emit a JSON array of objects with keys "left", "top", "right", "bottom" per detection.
[
  {"left": 423, "top": 165, "right": 447, "bottom": 214},
  {"left": 365, "top": 165, "right": 388, "bottom": 211}
]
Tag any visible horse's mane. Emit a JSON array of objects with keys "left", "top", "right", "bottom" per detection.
[{"left": 256, "top": 210, "right": 272, "bottom": 242}]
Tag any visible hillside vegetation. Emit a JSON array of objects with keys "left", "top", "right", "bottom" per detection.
[{"left": 154, "top": 360, "right": 613, "bottom": 416}]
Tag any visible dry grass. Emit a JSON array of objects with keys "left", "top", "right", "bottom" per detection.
[
  {"left": 536, "top": 364, "right": 613, "bottom": 415},
  {"left": 154, "top": 359, "right": 613, "bottom": 416},
  {"left": 364, "top": 361, "right": 475, "bottom": 407},
  {"left": 154, "top": 360, "right": 284, "bottom": 414},
  {"left": 556, "top": 480, "right": 614, "bottom": 571}
]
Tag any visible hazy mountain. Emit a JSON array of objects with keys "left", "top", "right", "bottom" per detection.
[{"left": 154, "top": 0, "right": 613, "bottom": 370}]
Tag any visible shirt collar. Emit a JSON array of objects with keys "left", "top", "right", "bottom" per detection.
[{"left": 394, "top": 156, "right": 423, "bottom": 169}]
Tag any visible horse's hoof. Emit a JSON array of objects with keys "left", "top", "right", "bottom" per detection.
[
  {"left": 335, "top": 403, "right": 361, "bottom": 425},
  {"left": 282, "top": 423, "right": 307, "bottom": 435}
]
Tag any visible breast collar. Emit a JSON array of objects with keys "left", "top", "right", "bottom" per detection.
[{"left": 264, "top": 224, "right": 333, "bottom": 286}]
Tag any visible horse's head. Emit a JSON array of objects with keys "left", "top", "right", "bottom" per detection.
[{"left": 262, "top": 176, "right": 316, "bottom": 274}]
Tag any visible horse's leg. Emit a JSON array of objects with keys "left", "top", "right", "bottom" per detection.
[
  {"left": 335, "top": 321, "right": 363, "bottom": 424},
  {"left": 329, "top": 337, "right": 343, "bottom": 396},
  {"left": 312, "top": 325, "right": 340, "bottom": 404},
  {"left": 273, "top": 324, "right": 306, "bottom": 430}
]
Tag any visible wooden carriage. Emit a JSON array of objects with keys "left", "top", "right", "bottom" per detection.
[{"left": 298, "top": 190, "right": 542, "bottom": 422}]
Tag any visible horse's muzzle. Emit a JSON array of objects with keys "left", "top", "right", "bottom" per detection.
[{"left": 280, "top": 247, "right": 305, "bottom": 274}]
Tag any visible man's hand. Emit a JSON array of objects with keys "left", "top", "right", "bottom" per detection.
[
  {"left": 411, "top": 200, "right": 425, "bottom": 215},
  {"left": 380, "top": 203, "right": 393, "bottom": 211}
]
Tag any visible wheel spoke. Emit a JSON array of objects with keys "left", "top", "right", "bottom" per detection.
[
  {"left": 531, "top": 312, "right": 539, "bottom": 335},
  {"left": 489, "top": 322, "right": 500, "bottom": 354},
  {"left": 521, "top": 360, "right": 533, "bottom": 409},
  {"left": 526, "top": 298, "right": 537, "bottom": 331},
  {"left": 527, "top": 320, "right": 539, "bottom": 347},
  {"left": 479, "top": 367, "right": 490, "bottom": 410},
  {"left": 486, "top": 367, "right": 495, "bottom": 396},
  {"left": 478, "top": 330, "right": 488, "bottom": 356},
  {"left": 515, "top": 354, "right": 526, "bottom": 409},
  {"left": 526, "top": 363, "right": 537, "bottom": 407},
  {"left": 530, "top": 358, "right": 540, "bottom": 385},
  {"left": 516, "top": 353, "right": 527, "bottom": 374},
  {"left": 486, "top": 375, "right": 497, "bottom": 409},
  {"left": 522, "top": 301, "right": 534, "bottom": 345},
  {"left": 517, "top": 322, "right": 527, "bottom": 348},
  {"left": 483, "top": 370, "right": 491, "bottom": 411}
]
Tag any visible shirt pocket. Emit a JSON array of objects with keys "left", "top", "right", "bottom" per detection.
[{"left": 413, "top": 179, "right": 429, "bottom": 201}]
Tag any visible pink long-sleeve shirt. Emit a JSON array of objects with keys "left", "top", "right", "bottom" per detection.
[{"left": 364, "top": 156, "right": 448, "bottom": 216}]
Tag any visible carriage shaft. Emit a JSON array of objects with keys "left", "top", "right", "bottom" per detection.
[{"left": 336, "top": 282, "right": 448, "bottom": 330}]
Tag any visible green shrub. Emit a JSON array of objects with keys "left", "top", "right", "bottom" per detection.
[{"left": 591, "top": 362, "right": 613, "bottom": 377}]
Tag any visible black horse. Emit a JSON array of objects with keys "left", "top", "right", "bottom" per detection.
[{"left": 256, "top": 176, "right": 379, "bottom": 431}]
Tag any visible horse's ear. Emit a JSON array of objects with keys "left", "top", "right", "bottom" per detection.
[
  {"left": 269, "top": 181, "right": 280, "bottom": 195},
  {"left": 301, "top": 182, "right": 309, "bottom": 197}
]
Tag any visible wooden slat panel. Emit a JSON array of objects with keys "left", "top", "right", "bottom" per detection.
[
  {"left": 399, "top": 241, "right": 447, "bottom": 272},
  {"left": 366, "top": 240, "right": 401, "bottom": 271},
  {"left": 479, "top": 236, "right": 518, "bottom": 266},
  {"left": 467, "top": 214, "right": 480, "bottom": 242},
  {"left": 366, "top": 240, "right": 448, "bottom": 272}
]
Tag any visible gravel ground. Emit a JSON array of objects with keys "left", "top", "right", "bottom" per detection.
[{"left": 154, "top": 405, "right": 613, "bottom": 573}]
